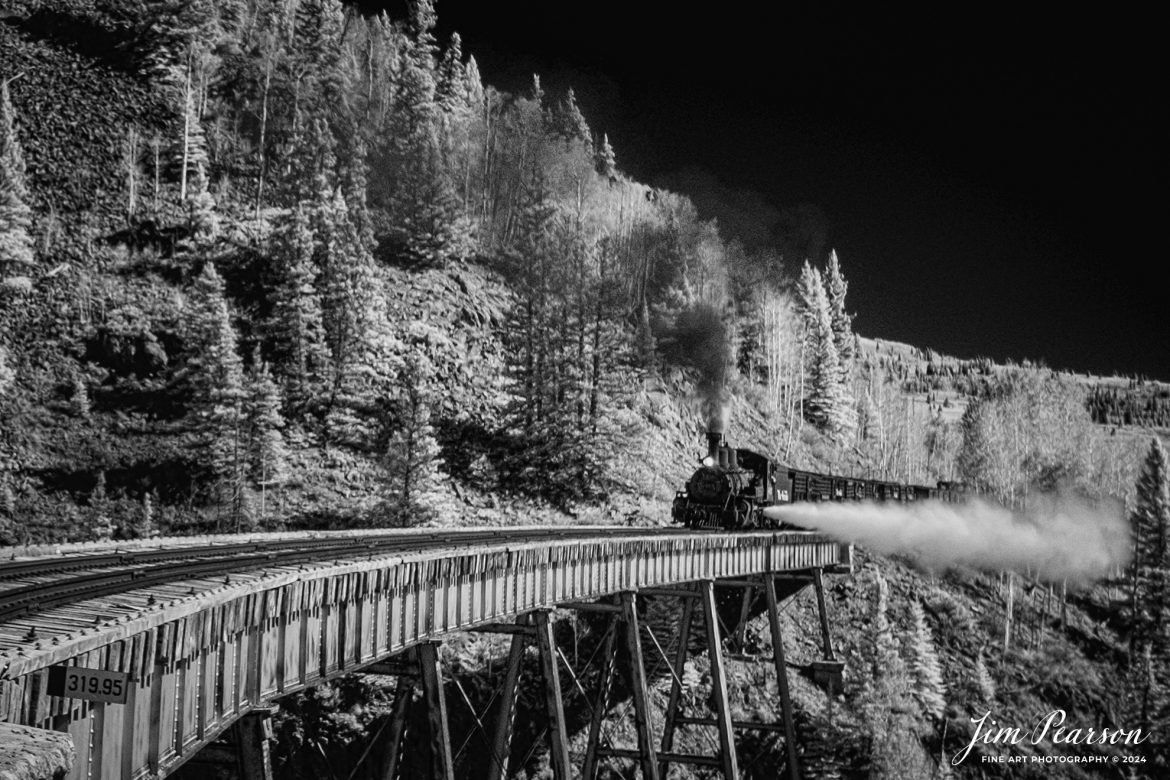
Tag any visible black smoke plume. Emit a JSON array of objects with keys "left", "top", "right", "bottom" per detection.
[{"left": 662, "top": 303, "right": 731, "bottom": 432}]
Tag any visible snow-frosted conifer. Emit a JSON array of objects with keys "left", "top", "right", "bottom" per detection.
[
  {"left": 186, "top": 264, "right": 247, "bottom": 524},
  {"left": 436, "top": 32, "right": 467, "bottom": 115},
  {"left": 271, "top": 206, "right": 330, "bottom": 408},
  {"left": 71, "top": 374, "right": 91, "bottom": 418},
  {"left": 1131, "top": 438, "right": 1170, "bottom": 656},
  {"left": 187, "top": 173, "right": 219, "bottom": 244},
  {"left": 382, "top": 357, "right": 444, "bottom": 526},
  {"left": 595, "top": 133, "right": 617, "bottom": 179},
  {"left": 973, "top": 650, "right": 996, "bottom": 705},
  {"left": 0, "top": 80, "right": 33, "bottom": 273},
  {"left": 246, "top": 357, "right": 288, "bottom": 521},
  {"left": 909, "top": 601, "right": 947, "bottom": 721},
  {"left": 381, "top": 0, "right": 472, "bottom": 265},
  {"left": 549, "top": 88, "right": 591, "bottom": 149},
  {"left": 825, "top": 250, "right": 854, "bottom": 372},
  {"left": 806, "top": 271, "right": 847, "bottom": 434},
  {"left": 794, "top": 261, "right": 822, "bottom": 336},
  {"left": 857, "top": 572, "right": 922, "bottom": 776},
  {"left": 795, "top": 261, "right": 856, "bottom": 441}
]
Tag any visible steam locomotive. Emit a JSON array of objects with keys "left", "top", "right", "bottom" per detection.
[{"left": 671, "top": 432, "right": 967, "bottom": 530}]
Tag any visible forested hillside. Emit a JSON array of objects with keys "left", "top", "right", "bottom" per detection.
[
  {"left": 3, "top": 1, "right": 1170, "bottom": 777},
  {"left": 1, "top": 0, "right": 1161, "bottom": 545}
]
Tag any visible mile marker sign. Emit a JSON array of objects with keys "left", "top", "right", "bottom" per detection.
[{"left": 47, "top": 666, "right": 131, "bottom": 704}]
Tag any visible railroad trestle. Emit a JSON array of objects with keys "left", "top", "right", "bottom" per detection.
[{"left": 0, "top": 528, "right": 850, "bottom": 780}]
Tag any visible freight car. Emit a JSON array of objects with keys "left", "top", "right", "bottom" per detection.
[{"left": 671, "top": 432, "right": 966, "bottom": 531}]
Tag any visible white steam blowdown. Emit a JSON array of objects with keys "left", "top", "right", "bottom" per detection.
[{"left": 763, "top": 492, "right": 1129, "bottom": 584}]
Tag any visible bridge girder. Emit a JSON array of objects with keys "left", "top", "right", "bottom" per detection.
[{"left": 0, "top": 531, "right": 849, "bottom": 780}]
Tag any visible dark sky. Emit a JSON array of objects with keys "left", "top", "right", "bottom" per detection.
[{"left": 376, "top": 2, "right": 1166, "bottom": 379}]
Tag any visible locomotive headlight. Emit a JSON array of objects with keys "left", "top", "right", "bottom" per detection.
[{"left": 702, "top": 456, "right": 715, "bottom": 468}]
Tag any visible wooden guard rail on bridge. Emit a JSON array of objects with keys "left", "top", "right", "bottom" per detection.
[{"left": 0, "top": 528, "right": 851, "bottom": 780}]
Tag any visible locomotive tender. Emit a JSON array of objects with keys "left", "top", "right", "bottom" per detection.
[{"left": 671, "top": 432, "right": 966, "bottom": 530}]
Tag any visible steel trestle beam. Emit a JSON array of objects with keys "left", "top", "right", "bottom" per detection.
[
  {"left": 658, "top": 587, "right": 696, "bottom": 778},
  {"left": 763, "top": 576, "right": 802, "bottom": 780},
  {"left": 378, "top": 675, "right": 415, "bottom": 780},
  {"left": 581, "top": 612, "right": 618, "bottom": 780},
  {"left": 533, "top": 610, "right": 572, "bottom": 780},
  {"left": 487, "top": 620, "right": 528, "bottom": 780},
  {"left": 701, "top": 580, "right": 741, "bottom": 779},
  {"left": 812, "top": 568, "right": 836, "bottom": 660},
  {"left": 621, "top": 592, "right": 661, "bottom": 780},
  {"left": 417, "top": 642, "right": 455, "bottom": 780}
]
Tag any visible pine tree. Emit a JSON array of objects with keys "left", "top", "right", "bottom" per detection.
[
  {"left": 1131, "top": 437, "right": 1170, "bottom": 648},
  {"left": 972, "top": 650, "right": 996, "bottom": 706},
  {"left": 548, "top": 88, "right": 591, "bottom": 149},
  {"left": 0, "top": 472, "right": 14, "bottom": 518},
  {"left": 801, "top": 266, "right": 855, "bottom": 439},
  {"left": 134, "top": 491, "right": 159, "bottom": 539},
  {"left": 869, "top": 573, "right": 904, "bottom": 683},
  {"left": 794, "top": 260, "right": 857, "bottom": 442},
  {"left": 381, "top": 357, "right": 444, "bottom": 526},
  {"left": 0, "top": 343, "right": 14, "bottom": 395},
  {"left": 186, "top": 264, "right": 248, "bottom": 528},
  {"left": 909, "top": 601, "right": 947, "bottom": 722},
  {"left": 0, "top": 474, "right": 15, "bottom": 544},
  {"left": 1128, "top": 437, "right": 1170, "bottom": 743},
  {"left": 246, "top": 357, "right": 288, "bottom": 522},
  {"left": 857, "top": 572, "right": 923, "bottom": 777},
  {"left": 187, "top": 171, "right": 220, "bottom": 244},
  {"left": 435, "top": 31, "right": 467, "bottom": 115},
  {"left": 825, "top": 249, "right": 855, "bottom": 373},
  {"left": 316, "top": 189, "right": 395, "bottom": 444},
  {"left": 594, "top": 133, "right": 617, "bottom": 179},
  {"left": 139, "top": 0, "right": 220, "bottom": 81},
  {"left": 462, "top": 54, "right": 485, "bottom": 117},
  {"left": 340, "top": 135, "right": 376, "bottom": 253},
  {"left": 825, "top": 251, "right": 857, "bottom": 436},
  {"left": 957, "top": 398, "right": 995, "bottom": 489},
  {"left": 292, "top": 0, "right": 348, "bottom": 120},
  {"left": 0, "top": 79, "right": 34, "bottom": 274},
  {"left": 497, "top": 177, "right": 636, "bottom": 506},
  {"left": 270, "top": 206, "right": 330, "bottom": 409},
  {"left": 89, "top": 472, "right": 115, "bottom": 542},
  {"left": 71, "top": 374, "right": 91, "bottom": 418},
  {"left": 284, "top": 117, "right": 337, "bottom": 206},
  {"left": 501, "top": 174, "right": 558, "bottom": 437},
  {"left": 794, "top": 261, "right": 822, "bottom": 337},
  {"left": 379, "top": 0, "right": 472, "bottom": 266}
]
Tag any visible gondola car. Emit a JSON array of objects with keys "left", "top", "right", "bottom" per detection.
[{"left": 671, "top": 432, "right": 967, "bottom": 531}]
